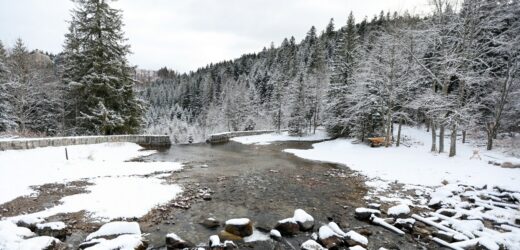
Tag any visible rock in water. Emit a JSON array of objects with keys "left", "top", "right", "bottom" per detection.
[
  {"left": 166, "top": 233, "right": 194, "bottom": 249},
  {"left": 218, "top": 230, "right": 243, "bottom": 241},
  {"left": 224, "top": 218, "right": 253, "bottom": 237},
  {"left": 274, "top": 218, "right": 299, "bottom": 236},
  {"left": 387, "top": 204, "right": 410, "bottom": 218},
  {"left": 318, "top": 225, "right": 343, "bottom": 249},
  {"left": 201, "top": 218, "right": 221, "bottom": 229},
  {"left": 35, "top": 222, "right": 68, "bottom": 241},
  {"left": 293, "top": 209, "right": 314, "bottom": 231},
  {"left": 301, "top": 239, "right": 326, "bottom": 250},
  {"left": 354, "top": 207, "right": 381, "bottom": 220}
]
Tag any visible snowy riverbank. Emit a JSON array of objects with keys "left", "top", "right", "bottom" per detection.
[
  {"left": 283, "top": 126, "right": 520, "bottom": 191},
  {"left": 0, "top": 142, "right": 183, "bottom": 220}
]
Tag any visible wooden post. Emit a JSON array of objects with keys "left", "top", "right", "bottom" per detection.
[{"left": 65, "top": 147, "right": 69, "bottom": 160}]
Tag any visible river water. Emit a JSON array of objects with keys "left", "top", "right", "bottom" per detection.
[{"left": 140, "top": 141, "right": 434, "bottom": 249}]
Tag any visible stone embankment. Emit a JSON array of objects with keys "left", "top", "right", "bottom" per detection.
[{"left": 0, "top": 135, "right": 171, "bottom": 150}]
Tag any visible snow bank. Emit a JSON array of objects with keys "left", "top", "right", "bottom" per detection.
[
  {"left": 9, "top": 177, "right": 182, "bottom": 222},
  {"left": 0, "top": 142, "right": 182, "bottom": 204},
  {"left": 231, "top": 130, "right": 329, "bottom": 145},
  {"left": 285, "top": 126, "right": 520, "bottom": 191}
]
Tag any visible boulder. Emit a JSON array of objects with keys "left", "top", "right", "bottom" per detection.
[
  {"left": 318, "top": 225, "right": 343, "bottom": 249},
  {"left": 354, "top": 208, "right": 381, "bottom": 220},
  {"left": 224, "top": 218, "right": 253, "bottom": 237},
  {"left": 218, "top": 230, "right": 243, "bottom": 241},
  {"left": 201, "top": 218, "right": 221, "bottom": 229},
  {"left": 293, "top": 209, "right": 314, "bottom": 231},
  {"left": 301, "top": 239, "right": 326, "bottom": 250},
  {"left": 35, "top": 222, "right": 68, "bottom": 241},
  {"left": 80, "top": 234, "right": 147, "bottom": 250},
  {"left": 387, "top": 204, "right": 410, "bottom": 218},
  {"left": 166, "top": 233, "right": 194, "bottom": 249},
  {"left": 274, "top": 218, "right": 299, "bottom": 236}
]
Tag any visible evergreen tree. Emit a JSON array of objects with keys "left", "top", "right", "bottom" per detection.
[
  {"left": 325, "top": 12, "right": 359, "bottom": 137},
  {"left": 62, "top": 0, "right": 143, "bottom": 135}
]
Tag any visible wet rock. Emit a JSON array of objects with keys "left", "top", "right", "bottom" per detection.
[
  {"left": 35, "top": 222, "right": 68, "bottom": 241},
  {"left": 224, "top": 218, "right": 253, "bottom": 237},
  {"left": 393, "top": 218, "right": 415, "bottom": 232},
  {"left": 293, "top": 209, "right": 314, "bottom": 231},
  {"left": 269, "top": 229, "right": 282, "bottom": 241},
  {"left": 367, "top": 203, "right": 381, "bottom": 209},
  {"left": 301, "top": 239, "right": 326, "bottom": 250},
  {"left": 274, "top": 218, "right": 299, "bottom": 236},
  {"left": 412, "top": 225, "right": 432, "bottom": 238},
  {"left": 387, "top": 204, "right": 410, "bottom": 218},
  {"left": 318, "top": 225, "right": 343, "bottom": 249},
  {"left": 354, "top": 207, "right": 381, "bottom": 220},
  {"left": 438, "top": 210, "right": 456, "bottom": 217},
  {"left": 203, "top": 193, "right": 212, "bottom": 200},
  {"left": 219, "top": 230, "right": 243, "bottom": 241},
  {"left": 166, "top": 233, "right": 194, "bottom": 249},
  {"left": 358, "top": 228, "right": 372, "bottom": 237},
  {"left": 433, "top": 230, "right": 453, "bottom": 243},
  {"left": 201, "top": 218, "right": 221, "bottom": 229}
]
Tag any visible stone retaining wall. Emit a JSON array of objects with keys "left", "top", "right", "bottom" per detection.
[
  {"left": 207, "top": 130, "right": 278, "bottom": 144},
  {"left": 0, "top": 135, "right": 171, "bottom": 151}
]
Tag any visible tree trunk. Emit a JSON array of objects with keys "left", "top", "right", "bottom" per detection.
[
  {"left": 449, "top": 124, "right": 456, "bottom": 157},
  {"left": 439, "top": 124, "right": 445, "bottom": 153},
  {"left": 487, "top": 130, "right": 493, "bottom": 151},
  {"left": 462, "top": 130, "right": 466, "bottom": 144},
  {"left": 426, "top": 120, "right": 430, "bottom": 132},
  {"left": 385, "top": 111, "right": 392, "bottom": 147},
  {"left": 431, "top": 120, "right": 437, "bottom": 152},
  {"left": 396, "top": 119, "right": 402, "bottom": 147}
]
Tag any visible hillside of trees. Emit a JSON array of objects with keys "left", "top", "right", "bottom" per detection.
[{"left": 142, "top": 0, "right": 519, "bottom": 156}]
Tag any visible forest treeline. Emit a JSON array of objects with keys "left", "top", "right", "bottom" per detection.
[
  {"left": 143, "top": 0, "right": 519, "bottom": 156},
  {"left": 0, "top": 0, "right": 518, "bottom": 157}
]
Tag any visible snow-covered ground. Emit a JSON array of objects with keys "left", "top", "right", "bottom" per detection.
[
  {"left": 284, "top": 126, "right": 520, "bottom": 191},
  {"left": 230, "top": 130, "right": 329, "bottom": 145},
  {"left": 0, "top": 142, "right": 182, "bottom": 221}
]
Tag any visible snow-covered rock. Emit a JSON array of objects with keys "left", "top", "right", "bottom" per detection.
[
  {"left": 18, "top": 236, "right": 64, "bottom": 250},
  {"left": 274, "top": 218, "right": 299, "bottom": 236},
  {"left": 327, "top": 222, "right": 347, "bottom": 237},
  {"left": 293, "top": 209, "right": 314, "bottom": 231},
  {"left": 301, "top": 239, "right": 326, "bottom": 250},
  {"left": 166, "top": 233, "right": 193, "bottom": 249},
  {"left": 387, "top": 204, "right": 410, "bottom": 218},
  {"left": 86, "top": 221, "right": 141, "bottom": 241},
  {"left": 269, "top": 229, "right": 281, "bottom": 240},
  {"left": 224, "top": 218, "right": 253, "bottom": 237},
  {"left": 345, "top": 230, "right": 368, "bottom": 247},
  {"left": 82, "top": 234, "right": 146, "bottom": 250},
  {"left": 35, "top": 221, "right": 68, "bottom": 241},
  {"left": 318, "top": 225, "right": 343, "bottom": 249},
  {"left": 349, "top": 246, "right": 367, "bottom": 250},
  {"left": 355, "top": 207, "right": 381, "bottom": 220}
]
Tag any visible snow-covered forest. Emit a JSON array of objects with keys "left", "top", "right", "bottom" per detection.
[
  {"left": 143, "top": 0, "right": 519, "bottom": 153},
  {"left": 0, "top": 0, "right": 518, "bottom": 155}
]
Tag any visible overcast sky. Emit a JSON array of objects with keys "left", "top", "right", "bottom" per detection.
[{"left": 0, "top": 0, "right": 431, "bottom": 73}]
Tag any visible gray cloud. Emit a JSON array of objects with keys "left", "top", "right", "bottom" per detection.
[{"left": 0, "top": 0, "right": 431, "bottom": 72}]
